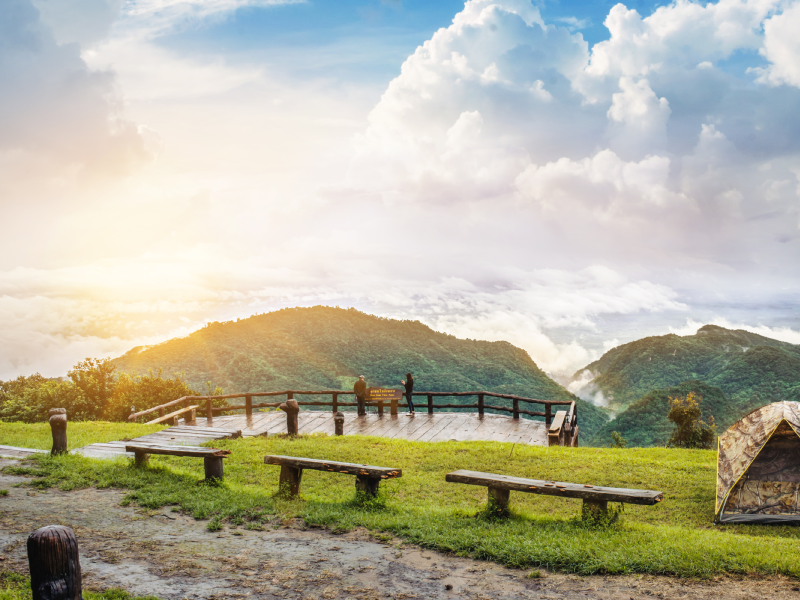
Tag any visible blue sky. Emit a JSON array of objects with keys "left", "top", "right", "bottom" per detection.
[{"left": 1, "top": 0, "right": 799, "bottom": 386}]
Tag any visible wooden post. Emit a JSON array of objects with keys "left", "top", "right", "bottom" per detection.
[
  {"left": 512, "top": 398, "right": 519, "bottom": 420},
  {"left": 582, "top": 499, "right": 608, "bottom": 520},
  {"left": 390, "top": 396, "right": 398, "bottom": 416},
  {"left": 478, "top": 394, "right": 484, "bottom": 417},
  {"left": 48, "top": 409, "right": 67, "bottom": 456},
  {"left": 488, "top": 487, "right": 510, "bottom": 512},
  {"left": 245, "top": 394, "right": 252, "bottom": 418},
  {"left": 355, "top": 474, "right": 380, "bottom": 497},
  {"left": 204, "top": 457, "right": 224, "bottom": 481},
  {"left": 427, "top": 394, "right": 433, "bottom": 415},
  {"left": 134, "top": 451, "right": 149, "bottom": 467},
  {"left": 378, "top": 398, "right": 384, "bottom": 417},
  {"left": 287, "top": 392, "right": 294, "bottom": 400},
  {"left": 159, "top": 407, "right": 165, "bottom": 418},
  {"left": 279, "top": 399, "right": 300, "bottom": 435},
  {"left": 332, "top": 393, "right": 338, "bottom": 413},
  {"left": 206, "top": 397, "right": 213, "bottom": 424},
  {"left": 334, "top": 412, "right": 344, "bottom": 436},
  {"left": 187, "top": 407, "right": 196, "bottom": 424},
  {"left": 545, "top": 404, "right": 552, "bottom": 428},
  {"left": 27, "top": 525, "right": 82, "bottom": 600},
  {"left": 278, "top": 465, "right": 302, "bottom": 497}
]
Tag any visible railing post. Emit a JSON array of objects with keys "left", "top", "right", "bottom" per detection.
[
  {"left": 545, "top": 404, "right": 551, "bottom": 428},
  {"left": 206, "top": 397, "right": 213, "bottom": 424},
  {"left": 478, "top": 394, "right": 484, "bottom": 417},
  {"left": 159, "top": 407, "right": 165, "bottom": 418},
  {"left": 427, "top": 394, "right": 433, "bottom": 415},
  {"left": 513, "top": 398, "right": 519, "bottom": 419},
  {"left": 287, "top": 392, "right": 294, "bottom": 400},
  {"left": 245, "top": 394, "right": 252, "bottom": 418},
  {"left": 332, "top": 393, "right": 338, "bottom": 413}
]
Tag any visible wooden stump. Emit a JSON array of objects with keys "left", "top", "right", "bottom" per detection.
[
  {"left": 488, "top": 487, "right": 510, "bottom": 512},
  {"left": 27, "top": 525, "right": 83, "bottom": 600},
  {"left": 355, "top": 474, "right": 380, "bottom": 497},
  {"left": 334, "top": 412, "right": 344, "bottom": 436},
  {"left": 204, "top": 457, "right": 224, "bottom": 481},
  {"left": 278, "top": 465, "right": 302, "bottom": 497},
  {"left": 48, "top": 409, "right": 67, "bottom": 456},
  {"left": 279, "top": 399, "right": 300, "bottom": 435}
]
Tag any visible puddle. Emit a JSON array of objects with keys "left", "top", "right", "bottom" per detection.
[{"left": 1, "top": 458, "right": 798, "bottom": 599}]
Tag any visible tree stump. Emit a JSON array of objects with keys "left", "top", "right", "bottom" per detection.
[
  {"left": 27, "top": 525, "right": 83, "bottom": 600},
  {"left": 48, "top": 409, "right": 67, "bottom": 456},
  {"left": 279, "top": 399, "right": 300, "bottom": 435},
  {"left": 334, "top": 412, "right": 345, "bottom": 436}
]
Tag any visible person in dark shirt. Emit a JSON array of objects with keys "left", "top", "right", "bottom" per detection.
[
  {"left": 354, "top": 375, "right": 367, "bottom": 416},
  {"left": 401, "top": 373, "right": 415, "bottom": 414}
]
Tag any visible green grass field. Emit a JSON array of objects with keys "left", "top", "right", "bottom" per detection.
[
  {"left": 3, "top": 427, "right": 800, "bottom": 578},
  {"left": 0, "top": 422, "right": 166, "bottom": 451},
  {"left": 0, "top": 571, "right": 160, "bottom": 600}
]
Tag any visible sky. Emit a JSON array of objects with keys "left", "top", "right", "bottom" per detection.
[{"left": 1, "top": 0, "right": 799, "bottom": 382}]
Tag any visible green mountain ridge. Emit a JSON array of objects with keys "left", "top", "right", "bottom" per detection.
[
  {"left": 113, "top": 306, "right": 609, "bottom": 439},
  {"left": 574, "top": 324, "right": 800, "bottom": 447}
]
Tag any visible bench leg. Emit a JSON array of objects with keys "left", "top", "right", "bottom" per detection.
[
  {"left": 188, "top": 408, "right": 196, "bottom": 424},
  {"left": 582, "top": 499, "right": 608, "bottom": 519},
  {"left": 134, "top": 451, "right": 149, "bottom": 467},
  {"left": 488, "top": 487, "right": 510, "bottom": 512},
  {"left": 171, "top": 415, "right": 179, "bottom": 426},
  {"left": 279, "top": 465, "right": 303, "bottom": 497},
  {"left": 355, "top": 475, "right": 380, "bottom": 497},
  {"left": 204, "top": 457, "right": 224, "bottom": 481}
]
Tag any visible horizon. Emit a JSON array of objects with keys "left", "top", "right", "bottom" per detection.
[{"left": 2, "top": 0, "right": 799, "bottom": 381}]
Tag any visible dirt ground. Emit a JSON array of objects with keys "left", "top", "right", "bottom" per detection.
[{"left": 1, "top": 458, "right": 799, "bottom": 600}]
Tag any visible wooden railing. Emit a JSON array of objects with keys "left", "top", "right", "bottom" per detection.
[{"left": 129, "top": 390, "right": 575, "bottom": 428}]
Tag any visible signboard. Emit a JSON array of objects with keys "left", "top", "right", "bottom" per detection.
[{"left": 367, "top": 387, "right": 402, "bottom": 403}]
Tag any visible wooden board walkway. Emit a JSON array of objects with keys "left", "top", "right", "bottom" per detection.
[
  {"left": 0, "top": 445, "right": 48, "bottom": 459},
  {"left": 74, "top": 425, "right": 242, "bottom": 459},
  {"left": 205, "top": 411, "right": 549, "bottom": 446}
]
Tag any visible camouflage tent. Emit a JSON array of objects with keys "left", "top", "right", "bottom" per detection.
[{"left": 716, "top": 401, "right": 800, "bottom": 523}]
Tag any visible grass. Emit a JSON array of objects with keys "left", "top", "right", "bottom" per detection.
[
  {"left": 0, "top": 570, "right": 161, "bottom": 600},
  {"left": 4, "top": 431, "right": 800, "bottom": 579},
  {"left": 0, "top": 422, "right": 166, "bottom": 451}
]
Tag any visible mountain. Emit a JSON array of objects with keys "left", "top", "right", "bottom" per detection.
[
  {"left": 113, "top": 306, "right": 609, "bottom": 439},
  {"left": 572, "top": 324, "right": 800, "bottom": 412},
  {"left": 588, "top": 380, "right": 736, "bottom": 447}
]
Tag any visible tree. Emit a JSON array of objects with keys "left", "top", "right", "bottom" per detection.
[
  {"left": 667, "top": 392, "right": 716, "bottom": 449},
  {"left": 68, "top": 358, "right": 117, "bottom": 419},
  {"left": 610, "top": 431, "right": 627, "bottom": 448}
]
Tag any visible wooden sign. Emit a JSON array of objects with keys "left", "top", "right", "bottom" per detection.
[{"left": 367, "top": 387, "right": 402, "bottom": 402}]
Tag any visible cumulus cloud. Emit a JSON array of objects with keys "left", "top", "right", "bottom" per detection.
[{"left": 754, "top": 1, "right": 800, "bottom": 87}]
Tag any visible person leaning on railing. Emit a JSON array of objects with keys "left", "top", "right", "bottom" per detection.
[{"left": 401, "top": 373, "right": 415, "bottom": 415}]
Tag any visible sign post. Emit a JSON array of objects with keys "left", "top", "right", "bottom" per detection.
[{"left": 367, "top": 388, "right": 403, "bottom": 417}]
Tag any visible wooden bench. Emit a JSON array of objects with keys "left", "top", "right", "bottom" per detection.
[
  {"left": 446, "top": 470, "right": 663, "bottom": 517},
  {"left": 126, "top": 443, "right": 231, "bottom": 480},
  {"left": 145, "top": 405, "right": 199, "bottom": 426},
  {"left": 264, "top": 455, "right": 402, "bottom": 497}
]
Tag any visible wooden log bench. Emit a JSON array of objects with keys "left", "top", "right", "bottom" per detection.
[
  {"left": 264, "top": 455, "right": 402, "bottom": 497},
  {"left": 126, "top": 443, "right": 231, "bottom": 480},
  {"left": 446, "top": 470, "right": 663, "bottom": 517},
  {"left": 145, "top": 405, "right": 199, "bottom": 426}
]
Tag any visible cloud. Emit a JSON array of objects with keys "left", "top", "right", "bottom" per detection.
[
  {"left": 754, "top": 1, "right": 800, "bottom": 87},
  {"left": 669, "top": 318, "right": 800, "bottom": 344}
]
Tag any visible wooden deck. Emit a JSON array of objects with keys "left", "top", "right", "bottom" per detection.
[
  {"left": 204, "top": 411, "right": 548, "bottom": 445},
  {"left": 1, "top": 412, "right": 548, "bottom": 461}
]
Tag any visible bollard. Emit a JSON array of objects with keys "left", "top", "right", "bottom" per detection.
[
  {"left": 334, "top": 412, "right": 344, "bottom": 436},
  {"left": 279, "top": 399, "right": 300, "bottom": 435},
  {"left": 48, "top": 409, "right": 67, "bottom": 456},
  {"left": 27, "top": 525, "right": 83, "bottom": 600}
]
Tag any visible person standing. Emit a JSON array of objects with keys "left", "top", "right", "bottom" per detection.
[
  {"left": 401, "top": 373, "right": 415, "bottom": 415},
  {"left": 354, "top": 375, "right": 367, "bottom": 416}
]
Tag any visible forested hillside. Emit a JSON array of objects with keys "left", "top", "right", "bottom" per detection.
[
  {"left": 113, "top": 306, "right": 609, "bottom": 438},
  {"left": 589, "top": 380, "right": 736, "bottom": 447},
  {"left": 573, "top": 324, "right": 800, "bottom": 412}
]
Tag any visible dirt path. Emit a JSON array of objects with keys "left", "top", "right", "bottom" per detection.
[{"left": 1, "top": 458, "right": 798, "bottom": 600}]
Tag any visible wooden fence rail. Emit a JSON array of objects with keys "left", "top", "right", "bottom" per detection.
[{"left": 129, "top": 390, "right": 575, "bottom": 430}]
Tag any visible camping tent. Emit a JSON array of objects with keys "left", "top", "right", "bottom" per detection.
[{"left": 716, "top": 401, "right": 800, "bottom": 524}]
